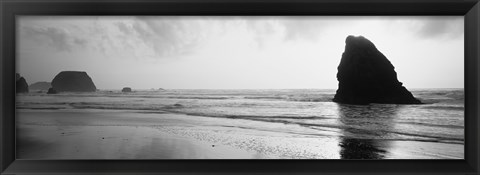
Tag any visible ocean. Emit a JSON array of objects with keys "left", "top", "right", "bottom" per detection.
[{"left": 16, "top": 89, "right": 464, "bottom": 159}]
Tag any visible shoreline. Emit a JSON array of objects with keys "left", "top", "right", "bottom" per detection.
[{"left": 16, "top": 109, "right": 464, "bottom": 159}]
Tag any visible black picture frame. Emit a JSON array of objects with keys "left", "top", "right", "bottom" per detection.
[{"left": 1, "top": 0, "right": 479, "bottom": 174}]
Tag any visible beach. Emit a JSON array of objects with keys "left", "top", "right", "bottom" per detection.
[
  {"left": 17, "top": 109, "right": 272, "bottom": 159},
  {"left": 16, "top": 95, "right": 464, "bottom": 159}
]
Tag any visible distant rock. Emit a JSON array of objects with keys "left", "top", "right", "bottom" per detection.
[
  {"left": 51, "top": 71, "right": 97, "bottom": 92},
  {"left": 47, "top": 88, "right": 57, "bottom": 94},
  {"left": 173, "top": 103, "right": 183, "bottom": 107},
  {"left": 158, "top": 88, "right": 165, "bottom": 91},
  {"left": 121, "top": 87, "right": 132, "bottom": 92},
  {"left": 29, "top": 82, "right": 52, "bottom": 91},
  {"left": 16, "top": 73, "right": 29, "bottom": 93},
  {"left": 333, "top": 35, "right": 421, "bottom": 105}
]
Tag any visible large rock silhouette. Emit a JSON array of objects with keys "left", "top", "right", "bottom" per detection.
[
  {"left": 51, "top": 71, "right": 97, "bottom": 92},
  {"left": 333, "top": 36, "right": 421, "bottom": 105},
  {"left": 16, "top": 73, "right": 29, "bottom": 93},
  {"left": 29, "top": 82, "right": 51, "bottom": 91}
]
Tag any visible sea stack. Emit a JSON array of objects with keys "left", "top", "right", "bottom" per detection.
[
  {"left": 16, "top": 73, "right": 29, "bottom": 93},
  {"left": 333, "top": 35, "right": 421, "bottom": 105},
  {"left": 121, "top": 87, "right": 132, "bottom": 92},
  {"left": 29, "top": 82, "right": 52, "bottom": 91},
  {"left": 51, "top": 71, "right": 97, "bottom": 92},
  {"left": 47, "top": 88, "right": 57, "bottom": 94}
]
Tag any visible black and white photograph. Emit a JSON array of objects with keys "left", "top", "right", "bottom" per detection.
[{"left": 15, "top": 16, "right": 464, "bottom": 159}]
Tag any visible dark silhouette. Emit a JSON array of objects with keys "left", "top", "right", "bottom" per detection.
[
  {"left": 51, "top": 71, "right": 96, "bottom": 92},
  {"left": 47, "top": 88, "right": 57, "bottom": 94},
  {"left": 29, "top": 82, "right": 51, "bottom": 91},
  {"left": 333, "top": 35, "right": 421, "bottom": 105},
  {"left": 16, "top": 73, "right": 29, "bottom": 93},
  {"left": 121, "top": 87, "right": 132, "bottom": 92}
]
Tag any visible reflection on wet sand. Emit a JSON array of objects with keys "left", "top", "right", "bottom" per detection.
[
  {"left": 336, "top": 104, "right": 400, "bottom": 159},
  {"left": 339, "top": 138, "right": 386, "bottom": 159}
]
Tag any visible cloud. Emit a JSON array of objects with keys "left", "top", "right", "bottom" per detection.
[
  {"left": 281, "top": 18, "right": 327, "bottom": 41},
  {"left": 19, "top": 16, "right": 208, "bottom": 61},
  {"left": 116, "top": 22, "right": 132, "bottom": 35},
  {"left": 242, "top": 17, "right": 328, "bottom": 43},
  {"left": 243, "top": 17, "right": 364, "bottom": 43},
  {"left": 399, "top": 17, "right": 464, "bottom": 39},
  {"left": 18, "top": 16, "right": 463, "bottom": 63},
  {"left": 19, "top": 16, "right": 331, "bottom": 60},
  {"left": 273, "top": 16, "right": 464, "bottom": 42},
  {"left": 20, "top": 26, "right": 87, "bottom": 52},
  {"left": 114, "top": 17, "right": 207, "bottom": 59}
]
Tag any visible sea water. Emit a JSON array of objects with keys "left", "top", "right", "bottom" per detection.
[{"left": 16, "top": 89, "right": 464, "bottom": 158}]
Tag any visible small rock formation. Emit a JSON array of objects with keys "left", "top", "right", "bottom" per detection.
[
  {"left": 333, "top": 35, "right": 421, "bottom": 105},
  {"left": 51, "top": 71, "right": 96, "bottom": 92},
  {"left": 16, "top": 73, "right": 29, "bottom": 93},
  {"left": 47, "top": 88, "right": 57, "bottom": 94},
  {"left": 173, "top": 103, "right": 183, "bottom": 107},
  {"left": 29, "top": 82, "right": 52, "bottom": 91},
  {"left": 121, "top": 87, "right": 132, "bottom": 92}
]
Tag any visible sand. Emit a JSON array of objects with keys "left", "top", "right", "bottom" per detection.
[
  {"left": 16, "top": 109, "right": 464, "bottom": 159},
  {"left": 17, "top": 109, "right": 271, "bottom": 159}
]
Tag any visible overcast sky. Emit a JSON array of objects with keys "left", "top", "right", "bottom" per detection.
[{"left": 17, "top": 16, "right": 464, "bottom": 89}]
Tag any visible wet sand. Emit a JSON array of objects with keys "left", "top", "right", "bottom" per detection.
[
  {"left": 16, "top": 109, "right": 463, "bottom": 159},
  {"left": 17, "top": 109, "right": 270, "bottom": 159}
]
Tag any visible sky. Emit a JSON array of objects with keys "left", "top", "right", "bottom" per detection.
[{"left": 16, "top": 16, "right": 464, "bottom": 89}]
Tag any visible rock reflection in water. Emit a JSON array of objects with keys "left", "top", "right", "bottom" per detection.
[{"left": 336, "top": 104, "right": 401, "bottom": 159}]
